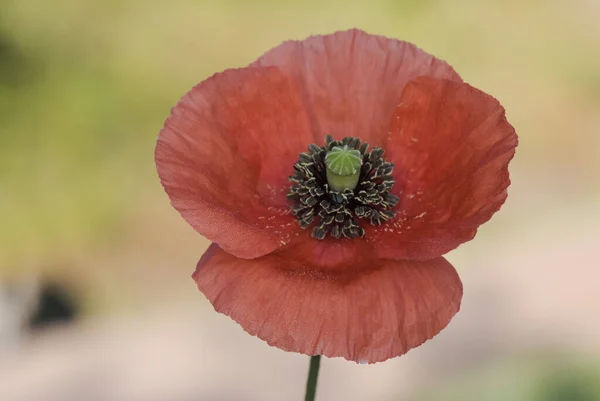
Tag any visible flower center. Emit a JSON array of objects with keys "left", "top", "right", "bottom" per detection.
[
  {"left": 324, "top": 145, "right": 362, "bottom": 192},
  {"left": 288, "top": 135, "right": 399, "bottom": 240}
]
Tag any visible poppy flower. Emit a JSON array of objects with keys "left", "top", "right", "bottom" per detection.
[{"left": 155, "top": 29, "right": 517, "bottom": 363}]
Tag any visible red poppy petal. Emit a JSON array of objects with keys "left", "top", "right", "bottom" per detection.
[
  {"left": 254, "top": 29, "right": 461, "bottom": 148},
  {"left": 156, "top": 67, "right": 312, "bottom": 258},
  {"left": 368, "top": 76, "right": 518, "bottom": 260},
  {"left": 275, "top": 230, "right": 374, "bottom": 273},
  {"left": 193, "top": 243, "right": 463, "bottom": 363}
]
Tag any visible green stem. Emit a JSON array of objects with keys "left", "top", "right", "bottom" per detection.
[{"left": 304, "top": 355, "right": 321, "bottom": 401}]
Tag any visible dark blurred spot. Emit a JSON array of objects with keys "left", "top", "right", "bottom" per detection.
[
  {"left": 537, "top": 369, "right": 599, "bottom": 401},
  {"left": 0, "top": 30, "right": 38, "bottom": 88},
  {"left": 28, "top": 281, "right": 79, "bottom": 330}
]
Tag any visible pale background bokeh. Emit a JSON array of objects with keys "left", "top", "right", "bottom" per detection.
[{"left": 1, "top": 0, "right": 599, "bottom": 400}]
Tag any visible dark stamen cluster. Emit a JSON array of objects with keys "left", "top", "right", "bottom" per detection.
[{"left": 288, "top": 135, "right": 399, "bottom": 240}]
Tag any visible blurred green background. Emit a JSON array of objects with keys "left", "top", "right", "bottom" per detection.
[{"left": 1, "top": 0, "right": 599, "bottom": 400}]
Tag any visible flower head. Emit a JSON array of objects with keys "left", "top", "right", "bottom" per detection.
[{"left": 155, "top": 29, "right": 518, "bottom": 363}]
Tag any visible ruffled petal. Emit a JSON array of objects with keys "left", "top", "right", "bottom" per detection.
[
  {"left": 193, "top": 243, "right": 463, "bottom": 363},
  {"left": 368, "top": 76, "right": 518, "bottom": 260},
  {"left": 156, "top": 66, "right": 312, "bottom": 258},
  {"left": 254, "top": 29, "right": 461, "bottom": 147}
]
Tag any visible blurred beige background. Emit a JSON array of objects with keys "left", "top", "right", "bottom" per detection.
[{"left": 1, "top": 0, "right": 599, "bottom": 400}]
